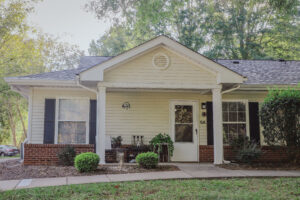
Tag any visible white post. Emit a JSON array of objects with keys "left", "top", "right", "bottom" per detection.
[
  {"left": 212, "top": 87, "right": 223, "bottom": 164},
  {"left": 96, "top": 86, "right": 106, "bottom": 164}
]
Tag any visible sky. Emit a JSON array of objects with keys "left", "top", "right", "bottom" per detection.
[{"left": 28, "top": 0, "right": 110, "bottom": 54}]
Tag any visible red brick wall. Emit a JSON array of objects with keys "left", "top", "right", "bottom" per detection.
[
  {"left": 199, "top": 145, "right": 292, "bottom": 163},
  {"left": 24, "top": 144, "right": 94, "bottom": 165}
]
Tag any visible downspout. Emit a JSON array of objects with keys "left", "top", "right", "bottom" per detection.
[
  {"left": 221, "top": 84, "right": 240, "bottom": 94},
  {"left": 75, "top": 75, "right": 100, "bottom": 153}
]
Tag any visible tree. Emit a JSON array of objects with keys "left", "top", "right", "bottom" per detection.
[
  {"left": 0, "top": 0, "right": 84, "bottom": 146},
  {"left": 86, "top": 0, "right": 300, "bottom": 60},
  {"left": 89, "top": 26, "right": 136, "bottom": 56},
  {"left": 260, "top": 86, "right": 300, "bottom": 162}
]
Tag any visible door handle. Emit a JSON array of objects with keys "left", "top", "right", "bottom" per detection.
[{"left": 195, "top": 129, "right": 198, "bottom": 135}]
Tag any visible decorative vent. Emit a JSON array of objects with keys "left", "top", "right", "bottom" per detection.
[{"left": 152, "top": 53, "right": 169, "bottom": 70}]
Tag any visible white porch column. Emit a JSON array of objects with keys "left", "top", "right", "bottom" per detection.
[
  {"left": 212, "top": 88, "right": 223, "bottom": 164},
  {"left": 96, "top": 86, "right": 106, "bottom": 164}
]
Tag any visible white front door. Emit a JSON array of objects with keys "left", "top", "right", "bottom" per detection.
[{"left": 170, "top": 100, "right": 199, "bottom": 162}]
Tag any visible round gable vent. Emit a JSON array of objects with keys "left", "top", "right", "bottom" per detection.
[{"left": 152, "top": 53, "right": 169, "bottom": 70}]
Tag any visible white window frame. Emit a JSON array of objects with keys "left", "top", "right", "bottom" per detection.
[
  {"left": 54, "top": 97, "right": 90, "bottom": 144},
  {"left": 222, "top": 100, "right": 250, "bottom": 143}
]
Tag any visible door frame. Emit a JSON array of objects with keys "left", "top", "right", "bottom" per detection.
[{"left": 169, "top": 100, "right": 199, "bottom": 162}]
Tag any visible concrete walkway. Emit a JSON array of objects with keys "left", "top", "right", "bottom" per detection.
[{"left": 1, "top": 163, "right": 299, "bottom": 191}]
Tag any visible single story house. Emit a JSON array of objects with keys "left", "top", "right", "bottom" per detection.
[{"left": 5, "top": 36, "right": 300, "bottom": 165}]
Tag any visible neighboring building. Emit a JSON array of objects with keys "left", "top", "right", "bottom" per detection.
[{"left": 5, "top": 36, "right": 300, "bottom": 165}]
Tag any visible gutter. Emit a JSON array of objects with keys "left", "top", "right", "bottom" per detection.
[
  {"left": 75, "top": 75, "right": 97, "bottom": 93},
  {"left": 221, "top": 84, "right": 240, "bottom": 94}
]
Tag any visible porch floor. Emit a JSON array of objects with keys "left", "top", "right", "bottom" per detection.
[{"left": 1, "top": 163, "right": 300, "bottom": 191}]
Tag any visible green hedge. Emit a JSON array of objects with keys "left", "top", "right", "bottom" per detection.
[
  {"left": 136, "top": 152, "right": 158, "bottom": 169},
  {"left": 74, "top": 152, "right": 100, "bottom": 172}
]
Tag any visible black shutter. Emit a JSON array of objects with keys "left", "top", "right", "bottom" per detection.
[
  {"left": 249, "top": 102, "right": 260, "bottom": 144},
  {"left": 206, "top": 102, "right": 214, "bottom": 145},
  {"left": 89, "top": 100, "right": 97, "bottom": 146},
  {"left": 43, "top": 99, "right": 56, "bottom": 144}
]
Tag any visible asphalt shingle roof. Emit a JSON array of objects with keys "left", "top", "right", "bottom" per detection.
[
  {"left": 7, "top": 56, "right": 300, "bottom": 85},
  {"left": 217, "top": 59, "right": 300, "bottom": 85},
  {"left": 12, "top": 56, "right": 112, "bottom": 81}
]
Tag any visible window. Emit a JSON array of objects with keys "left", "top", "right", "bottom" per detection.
[
  {"left": 175, "top": 105, "right": 193, "bottom": 142},
  {"left": 222, "top": 102, "right": 247, "bottom": 144},
  {"left": 57, "top": 99, "right": 89, "bottom": 144}
]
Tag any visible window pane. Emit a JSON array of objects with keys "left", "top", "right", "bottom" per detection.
[
  {"left": 238, "top": 124, "right": 246, "bottom": 135},
  {"left": 175, "top": 105, "right": 193, "bottom": 123},
  {"left": 222, "top": 102, "right": 228, "bottom": 111},
  {"left": 223, "top": 111, "right": 229, "bottom": 122},
  {"left": 229, "top": 112, "right": 238, "bottom": 121},
  {"left": 229, "top": 102, "right": 237, "bottom": 111},
  {"left": 223, "top": 124, "right": 229, "bottom": 144},
  {"left": 237, "top": 102, "right": 246, "bottom": 111},
  {"left": 58, "top": 122, "right": 86, "bottom": 144},
  {"left": 175, "top": 124, "right": 193, "bottom": 142},
  {"left": 59, "top": 99, "right": 88, "bottom": 121},
  {"left": 238, "top": 111, "right": 246, "bottom": 122}
]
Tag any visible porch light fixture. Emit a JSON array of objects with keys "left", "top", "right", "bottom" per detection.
[
  {"left": 122, "top": 102, "right": 130, "bottom": 110},
  {"left": 201, "top": 103, "right": 206, "bottom": 109}
]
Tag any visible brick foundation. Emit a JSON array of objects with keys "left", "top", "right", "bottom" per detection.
[
  {"left": 24, "top": 144, "right": 94, "bottom": 165},
  {"left": 199, "top": 145, "right": 293, "bottom": 163}
]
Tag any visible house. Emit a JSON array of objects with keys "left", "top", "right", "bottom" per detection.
[{"left": 5, "top": 36, "right": 300, "bottom": 165}]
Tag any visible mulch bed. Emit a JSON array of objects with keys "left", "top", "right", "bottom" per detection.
[
  {"left": 219, "top": 162, "right": 300, "bottom": 170},
  {"left": 0, "top": 159, "right": 179, "bottom": 180}
]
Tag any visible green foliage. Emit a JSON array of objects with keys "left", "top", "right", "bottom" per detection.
[
  {"left": 136, "top": 152, "right": 158, "bottom": 169},
  {"left": 74, "top": 152, "right": 100, "bottom": 172},
  {"left": 57, "top": 146, "right": 76, "bottom": 166},
  {"left": 260, "top": 87, "right": 300, "bottom": 154},
  {"left": 229, "top": 135, "right": 262, "bottom": 163},
  {"left": 111, "top": 136, "right": 122, "bottom": 148},
  {"left": 149, "top": 133, "right": 174, "bottom": 157},
  {"left": 86, "top": 0, "right": 300, "bottom": 60},
  {"left": 0, "top": 0, "right": 83, "bottom": 146}
]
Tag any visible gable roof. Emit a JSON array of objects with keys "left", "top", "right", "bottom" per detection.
[
  {"left": 6, "top": 56, "right": 299, "bottom": 85},
  {"left": 79, "top": 35, "right": 246, "bottom": 83}
]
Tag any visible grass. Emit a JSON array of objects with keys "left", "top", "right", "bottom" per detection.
[
  {"left": 0, "top": 154, "right": 20, "bottom": 159},
  {"left": 1, "top": 178, "right": 300, "bottom": 200}
]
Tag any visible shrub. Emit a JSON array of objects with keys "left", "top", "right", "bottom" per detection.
[
  {"left": 74, "top": 152, "right": 100, "bottom": 172},
  {"left": 150, "top": 133, "right": 174, "bottom": 157},
  {"left": 229, "top": 135, "right": 262, "bottom": 163},
  {"left": 136, "top": 152, "right": 158, "bottom": 169},
  {"left": 260, "top": 86, "right": 300, "bottom": 162},
  {"left": 57, "top": 146, "right": 76, "bottom": 166}
]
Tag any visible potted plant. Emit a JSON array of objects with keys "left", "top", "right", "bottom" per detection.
[{"left": 111, "top": 136, "right": 123, "bottom": 148}]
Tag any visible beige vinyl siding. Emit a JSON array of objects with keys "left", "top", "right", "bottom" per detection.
[
  {"left": 104, "top": 47, "right": 217, "bottom": 85},
  {"left": 29, "top": 87, "right": 268, "bottom": 146},
  {"left": 30, "top": 87, "right": 96, "bottom": 144},
  {"left": 106, "top": 91, "right": 210, "bottom": 145}
]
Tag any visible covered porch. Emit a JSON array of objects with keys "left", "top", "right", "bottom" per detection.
[{"left": 94, "top": 83, "right": 228, "bottom": 165}]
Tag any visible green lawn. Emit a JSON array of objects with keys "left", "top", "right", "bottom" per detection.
[
  {"left": 1, "top": 178, "right": 300, "bottom": 200},
  {"left": 0, "top": 154, "right": 20, "bottom": 159}
]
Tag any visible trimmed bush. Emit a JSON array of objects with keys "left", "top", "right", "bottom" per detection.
[
  {"left": 136, "top": 152, "right": 158, "bottom": 169},
  {"left": 57, "top": 145, "right": 76, "bottom": 166},
  {"left": 229, "top": 135, "right": 261, "bottom": 163},
  {"left": 260, "top": 86, "right": 300, "bottom": 162},
  {"left": 74, "top": 152, "right": 100, "bottom": 172}
]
